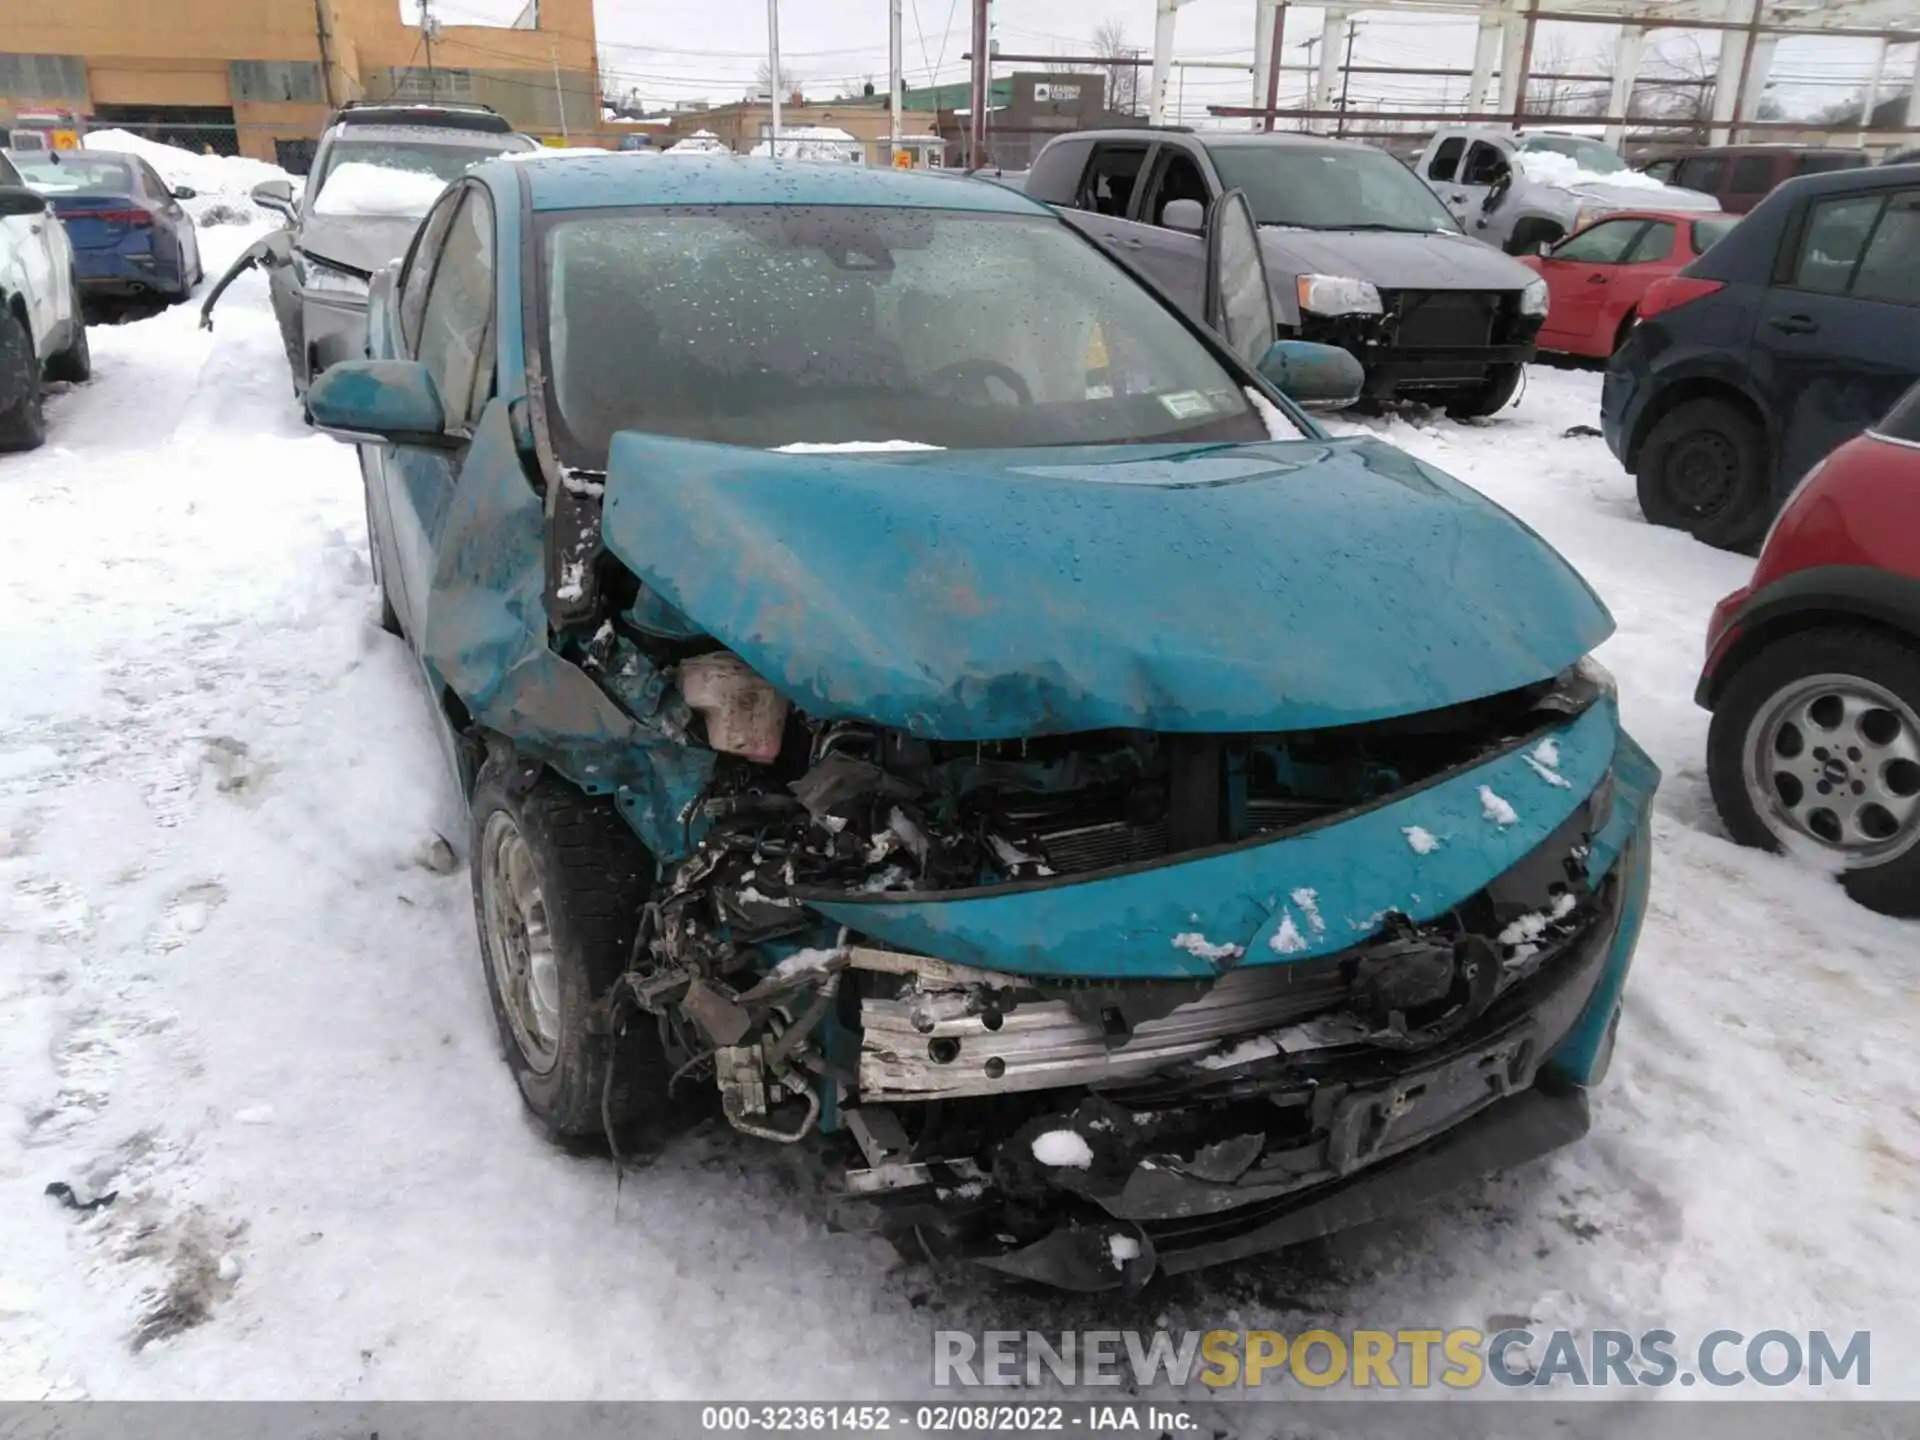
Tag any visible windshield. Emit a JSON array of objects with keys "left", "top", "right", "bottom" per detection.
[
  {"left": 309, "top": 138, "right": 523, "bottom": 216},
  {"left": 1518, "top": 135, "right": 1629, "bottom": 175},
  {"left": 1208, "top": 145, "right": 1459, "bottom": 232},
  {"left": 539, "top": 206, "right": 1290, "bottom": 463},
  {"left": 15, "top": 154, "right": 133, "bottom": 195}
]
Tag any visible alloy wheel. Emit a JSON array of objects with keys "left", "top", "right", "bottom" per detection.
[
  {"left": 1743, "top": 673, "right": 1920, "bottom": 864},
  {"left": 479, "top": 811, "right": 562, "bottom": 1072}
]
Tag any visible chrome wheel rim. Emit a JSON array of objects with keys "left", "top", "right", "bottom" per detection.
[
  {"left": 1743, "top": 673, "right": 1920, "bottom": 866},
  {"left": 480, "top": 812, "right": 561, "bottom": 1072}
]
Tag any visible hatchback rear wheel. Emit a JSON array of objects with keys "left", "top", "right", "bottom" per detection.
[
  {"left": 1636, "top": 397, "right": 1769, "bottom": 551},
  {"left": 1709, "top": 626, "right": 1920, "bottom": 916}
]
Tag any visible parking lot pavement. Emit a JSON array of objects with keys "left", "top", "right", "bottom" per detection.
[{"left": 2, "top": 275, "right": 1915, "bottom": 1401}]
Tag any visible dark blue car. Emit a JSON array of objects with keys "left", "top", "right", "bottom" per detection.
[
  {"left": 1603, "top": 162, "right": 1920, "bottom": 551},
  {"left": 15, "top": 150, "right": 203, "bottom": 304}
]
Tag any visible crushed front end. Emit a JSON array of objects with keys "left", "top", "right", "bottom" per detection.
[{"left": 604, "top": 658, "right": 1654, "bottom": 1291}]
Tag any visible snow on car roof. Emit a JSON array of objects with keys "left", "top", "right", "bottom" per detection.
[{"left": 482, "top": 152, "right": 1048, "bottom": 215}]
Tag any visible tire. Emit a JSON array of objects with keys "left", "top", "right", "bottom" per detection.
[
  {"left": 1442, "top": 363, "right": 1523, "bottom": 420},
  {"left": 0, "top": 306, "right": 47, "bottom": 453},
  {"left": 44, "top": 279, "right": 92, "bottom": 385},
  {"left": 1635, "top": 396, "right": 1771, "bottom": 552},
  {"left": 469, "top": 762, "right": 674, "bottom": 1140},
  {"left": 1708, "top": 625, "right": 1920, "bottom": 917},
  {"left": 361, "top": 468, "right": 402, "bottom": 636}
]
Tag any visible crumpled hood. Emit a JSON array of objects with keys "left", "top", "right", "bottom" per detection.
[
  {"left": 1261, "top": 227, "right": 1535, "bottom": 290},
  {"left": 296, "top": 213, "right": 424, "bottom": 277},
  {"left": 599, "top": 434, "right": 1613, "bottom": 739}
]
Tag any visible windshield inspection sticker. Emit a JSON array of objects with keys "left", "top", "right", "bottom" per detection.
[{"left": 1157, "top": 391, "right": 1217, "bottom": 420}]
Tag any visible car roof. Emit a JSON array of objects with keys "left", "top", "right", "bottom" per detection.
[
  {"left": 1197, "top": 132, "right": 1372, "bottom": 154},
  {"left": 490, "top": 153, "right": 1052, "bottom": 215},
  {"left": 328, "top": 122, "right": 536, "bottom": 150},
  {"left": 1670, "top": 143, "right": 1855, "bottom": 156},
  {"left": 1583, "top": 208, "right": 1737, "bottom": 224}
]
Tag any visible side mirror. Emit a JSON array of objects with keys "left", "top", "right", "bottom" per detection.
[
  {"left": 1256, "top": 340, "right": 1365, "bottom": 412},
  {"left": 0, "top": 185, "right": 48, "bottom": 219},
  {"left": 1162, "top": 198, "right": 1204, "bottom": 234},
  {"left": 307, "top": 360, "right": 451, "bottom": 445},
  {"left": 251, "top": 178, "right": 296, "bottom": 217},
  {"left": 1203, "top": 188, "right": 1276, "bottom": 368},
  {"left": 170, "top": 185, "right": 198, "bottom": 200}
]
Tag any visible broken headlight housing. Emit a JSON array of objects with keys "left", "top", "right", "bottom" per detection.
[
  {"left": 1520, "top": 276, "right": 1550, "bottom": 317},
  {"left": 303, "top": 255, "right": 370, "bottom": 302},
  {"left": 1296, "top": 273, "right": 1383, "bottom": 317}
]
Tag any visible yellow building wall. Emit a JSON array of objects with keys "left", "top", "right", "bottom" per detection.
[{"left": 2, "top": 0, "right": 326, "bottom": 64}]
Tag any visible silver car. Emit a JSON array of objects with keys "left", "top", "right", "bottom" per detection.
[{"left": 202, "top": 103, "right": 536, "bottom": 394}]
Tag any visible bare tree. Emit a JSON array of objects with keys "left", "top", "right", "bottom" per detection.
[
  {"left": 1632, "top": 34, "right": 1717, "bottom": 138},
  {"left": 751, "top": 59, "right": 805, "bottom": 103},
  {"left": 1092, "top": 19, "right": 1140, "bottom": 116},
  {"left": 1524, "top": 37, "right": 1609, "bottom": 119}
]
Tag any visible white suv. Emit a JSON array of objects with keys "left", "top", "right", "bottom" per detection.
[{"left": 0, "top": 148, "right": 88, "bottom": 451}]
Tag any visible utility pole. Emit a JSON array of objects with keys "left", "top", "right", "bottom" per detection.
[
  {"left": 1335, "top": 18, "right": 1361, "bottom": 136},
  {"left": 421, "top": 0, "right": 437, "bottom": 98},
  {"left": 968, "top": 0, "right": 989, "bottom": 169},
  {"left": 550, "top": 42, "right": 568, "bottom": 141},
  {"left": 888, "top": 0, "right": 903, "bottom": 164},
  {"left": 313, "top": 0, "right": 339, "bottom": 108},
  {"left": 767, "top": 0, "right": 783, "bottom": 158}
]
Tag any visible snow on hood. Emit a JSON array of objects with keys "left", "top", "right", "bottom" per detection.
[
  {"left": 311, "top": 162, "right": 448, "bottom": 218},
  {"left": 1514, "top": 150, "right": 1669, "bottom": 191},
  {"left": 598, "top": 433, "right": 1613, "bottom": 739}
]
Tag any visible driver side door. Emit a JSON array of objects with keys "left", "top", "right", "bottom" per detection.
[{"left": 381, "top": 183, "right": 497, "bottom": 646}]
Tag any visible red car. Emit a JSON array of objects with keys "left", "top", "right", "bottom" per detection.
[
  {"left": 1521, "top": 210, "right": 1741, "bottom": 358},
  {"left": 1698, "top": 382, "right": 1920, "bottom": 915}
]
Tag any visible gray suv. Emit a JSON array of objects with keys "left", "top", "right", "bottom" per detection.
[
  {"left": 202, "top": 103, "right": 536, "bottom": 394},
  {"left": 1023, "top": 128, "right": 1548, "bottom": 416}
]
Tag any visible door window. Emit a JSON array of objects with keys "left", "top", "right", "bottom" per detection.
[
  {"left": 397, "top": 190, "right": 463, "bottom": 355},
  {"left": 1852, "top": 193, "right": 1920, "bottom": 305},
  {"left": 1729, "top": 155, "right": 1774, "bottom": 196},
  {"left": 0, "top": 152, "right": 21, "bottom": 187},
  {"left": 1789, "top": 193, "right": 1886, "bottom": 295},
  {"left": 1623, "top": 220, "right": 1676, "bottom": 262},
  {"left": 1427, "top": 137, "right": 1464, "bottom": 182},
  {"left": 1460, "top": 142, "right": 1507, "bottom": 186},
  {"left": 1076, "top": 144, "right": 1149, "bottom": 218},
  {"left": 1553, "top": 218, "right": 1649, "bottom": 264},
  {"left": 415, "top": 188, "right": 496, "bottom": 429},
  {"left": 1140, "top": 148, "right": 1209, "bottom": 228},
  {"left": 1677, "top": 156, "right": 1726, "bottom": 193}
]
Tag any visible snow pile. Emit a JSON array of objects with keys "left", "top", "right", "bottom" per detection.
[
  {"left": 84, "top": 130, "right": 293, "bottom": 223},
  {"left": 1514, "top": 149, "right": 1669, "bottom": 192},
  {"left": 310, "top": 162, "right": 447, "bottom": 218},
  {"left": 497, "top": 146, "right": 618, "bottom": 162},
  {"left": 1403, "top": 825, "right": 1441, "bottom": 855},
  {"left": 750, "top": 127, "right": 863, "bottom": 163},
  {"left": 1480, "top": 784, "right": 1519, "bottom": 827},
  {"left": 1030, "top": 1130, "right": 1094, "bottom": 1169},
  {"left": 1172, "top": 932, "right": 1243, "bottom": 962},
  {"left": 664, "top": 130, "right": 731, "bottom": 156}
]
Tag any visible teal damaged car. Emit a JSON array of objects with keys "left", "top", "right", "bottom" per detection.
[{"left": 308, "top": 155, "right": 1656, "bottom": 1291}]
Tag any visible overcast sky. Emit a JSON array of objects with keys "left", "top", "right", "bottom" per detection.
[{"left": 419, "top": 0, "right": 1909, "bottom": 124}]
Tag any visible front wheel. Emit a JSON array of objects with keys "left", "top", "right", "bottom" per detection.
[
  {"left": 1708, "top": 626, "right": 1920, "bottom": 916},
  {"left": 1635, "top": 397, "right": 1770, "bottom": 551},
  {"left": 0, "top": 307, "right": 47, "bottom": 452},
  {"left": 1442, "top": 363, "right": 1523, "bottom": 420},
  {"left": 470, "top": 762, "right": 674, "bottom": 1140}
]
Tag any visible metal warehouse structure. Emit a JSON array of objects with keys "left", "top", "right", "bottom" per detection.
[{"left": 1144, "top": 0, "right": 1920, "bottom": 146}]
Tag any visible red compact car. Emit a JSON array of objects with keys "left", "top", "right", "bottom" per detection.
[
  {"left": 1697, "top": 382, "right": 1920, "bottom": 915},
  {"left": 1521, "top": 209, "right": 1742, "bottom": 359}
]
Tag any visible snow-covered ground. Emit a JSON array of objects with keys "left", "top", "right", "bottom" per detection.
[{"left": 2, "top": 220, "right": 1917, "bottom": 1404}]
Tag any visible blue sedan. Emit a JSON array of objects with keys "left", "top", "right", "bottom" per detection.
[
  {"left": 16, "top": 150, "right": 202, "bottom": 303},
  {"left": 307, "top": 155, "right": 1655, "bottom": 1290}
]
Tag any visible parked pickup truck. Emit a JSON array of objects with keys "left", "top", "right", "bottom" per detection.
[
  {"left": 1417, "top": 128, "right": 1720, "bottom": 255},
  {"left": 1022, "top": 127, "right": 1548, "bottom": 416}
]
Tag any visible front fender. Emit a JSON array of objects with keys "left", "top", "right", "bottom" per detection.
[{"left": 1697, "top": 564, "right": 1920, "bottom": 708}]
